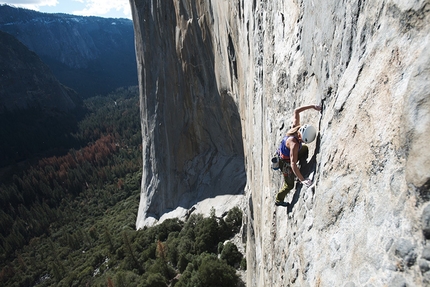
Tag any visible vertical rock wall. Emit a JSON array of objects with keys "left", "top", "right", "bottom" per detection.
[
  {"left": 130, "top": 0, "right": 430, "bottom": 285},
  {"left": 131, "top": 0, "right": 246, "bottom": 226}
]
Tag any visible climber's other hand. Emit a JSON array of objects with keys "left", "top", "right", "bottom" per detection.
[{"left": 301, "top": 179, "right": 312, "bottom": 187}]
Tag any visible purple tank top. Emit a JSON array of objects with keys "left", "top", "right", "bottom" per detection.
[{"left": 279, "top": 136, "right": 302, "bottom": 159}]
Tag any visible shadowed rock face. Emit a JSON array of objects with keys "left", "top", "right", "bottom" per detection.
[
  {"left": 131, "top": 1, "right": 246, "bottom": 227},
  {"left": 131, "top": 0, "right": 430, "bottom": 286}
]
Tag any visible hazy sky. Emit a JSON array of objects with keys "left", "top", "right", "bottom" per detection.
[{"left": 0, "top": 0, "right": 132, "bottom": 19}]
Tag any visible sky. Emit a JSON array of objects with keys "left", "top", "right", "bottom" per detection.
[{"left": 0, "top": 0, "right": 132, "bottom": 19}]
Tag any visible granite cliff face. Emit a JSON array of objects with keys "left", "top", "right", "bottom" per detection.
[
  {"left": 0, "top": 5, "right": 137, "bottom": 98},
  {"left": 131, "top": 0, "right": 246, "bottom": 226},
  {"left": 130, "top": 0, "right": 430, "bottom": 286}
]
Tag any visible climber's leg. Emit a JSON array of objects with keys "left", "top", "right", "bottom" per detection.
[{"left": 275, "top": 169, "right": 295, "bottom": 204}]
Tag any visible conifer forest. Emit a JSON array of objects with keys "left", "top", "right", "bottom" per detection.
[{"left": 0, "top": 87, "right": 245, "bottom": 287}]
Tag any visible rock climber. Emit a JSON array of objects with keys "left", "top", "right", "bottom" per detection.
[{"left": 275, "top": 104, "right": 321, "bottom": 207}]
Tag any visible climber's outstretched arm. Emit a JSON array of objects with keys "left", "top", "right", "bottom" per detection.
[{"left": 292, "top": 104, "right": 322, "bottom": 127}]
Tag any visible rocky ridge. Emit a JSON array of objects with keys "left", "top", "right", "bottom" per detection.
[{"left": 130, "top": 0, "right": 430, "bottom": 286}]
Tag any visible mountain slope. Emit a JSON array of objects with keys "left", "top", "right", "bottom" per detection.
[
  {"left": 0, "top": 4, "right": 137, "bottom": 98},
  {"left": 0, "top": 30, "right": 82, "bottom": 165},
  {"left": 0, "top": 30, "right": 78, "bottom": 112}
]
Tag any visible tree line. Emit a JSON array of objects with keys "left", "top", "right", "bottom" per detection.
[{"left": 0, "top": 87, "right": 141, "bottom": 259}]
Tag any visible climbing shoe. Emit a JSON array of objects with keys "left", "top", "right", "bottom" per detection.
[{"left": 275, "top": 201, "right": 289, "bottom": 207}]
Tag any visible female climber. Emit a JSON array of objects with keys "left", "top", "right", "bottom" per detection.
[{"left": 275, "top": 104, "right": 321, "bottom": 206}]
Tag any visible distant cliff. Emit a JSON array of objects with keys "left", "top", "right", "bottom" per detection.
[
  {"left": 131, "top": 0, "right": 430, "bottom": 286},
  {"left": 0, "top": 30, "right": 77, "bottom": 112},
  {"left": 0, "top": 4, "right": 137, "bottom": 98}
]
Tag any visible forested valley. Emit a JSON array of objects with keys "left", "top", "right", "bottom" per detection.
[{"left": 0, "top": 87, "right": 245, "bottom": 287}]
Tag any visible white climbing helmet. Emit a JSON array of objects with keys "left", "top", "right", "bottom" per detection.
[{"left": 299, "top": 124, "right": 317, "bottom": 143}]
